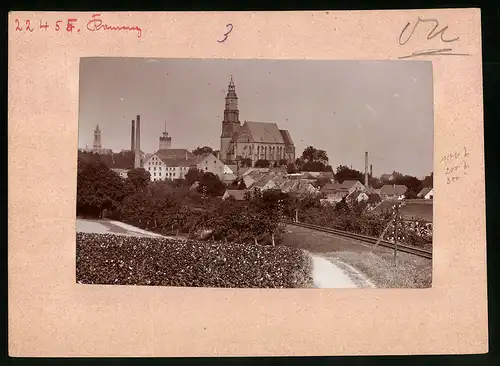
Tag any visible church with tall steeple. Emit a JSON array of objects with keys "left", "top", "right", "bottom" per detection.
[{"left": 219, "top": 76, "right": 295, "bottom": 167}]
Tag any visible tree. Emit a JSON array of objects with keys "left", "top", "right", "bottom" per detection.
[
  {"left": 76, "top": 160, "right": 126, "bottom": 218},
  {"left": 192, "top": 146, "right": 213, "bottom": 156},
  {"left": 185, "top": 167, "right": 203, "bottom": 186},
  {"left": 278, "top": 159, "right": 288, "bottom": 167},
  {"left": 302, "top": 161, "right": 327, "bottom": 172},
  {"left": 335, "top": 165, "right": 364, "bottom": 183},
  {"left": 324, "top": 165, "right": 334, "bottom": 173},
  {"left": 295, "top": 158, "right": 305, "bottom": 171},
  {"left": 255, "top": 159, "right": 270, "bottom": 168},
  {"left": 198, "top": 172, "right": 226, "bottom": 196},
  {"left": 405, "top": 189, "right": 418, "bottom": 200},
  {"left": 287, "top": 163, "right": 297, "bottom": 174},
  {"left": 126, "top": 168, "right": 150, "bottom": 191},
  {"left": 112, "top": 150, "right": 135, "bottom": 169},
  {"left": 422, "top": 172, "right": 433, "bottom": 188},
  {"left": 395, "top": 175, "right": 422, "bottom": 193},
  {"left": 240, "top": 158, "right": 252, "bottom": 167},
  {"left": 78, "top": 151, "right": 113, "bottom": 167},
  {"left": 301, "top": 146, "right": 328, "bottom": 163},
  {"left": 334, "top": 196, "right": 350, "bottom": 216}
]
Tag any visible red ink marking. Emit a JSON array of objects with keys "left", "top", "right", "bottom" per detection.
[
  {"left": 66, "top": 18, "right": 77, "bottom": 32},
  {"left": 40, "top": 20, "right": 49, "bottom": 30},
  {"left": 55, "top": 20, "right": 62, "bottom": 31},
  {"left": 15, "top": 19, "right": 23, "bottom": 31},
  {"left": 25, "top": 20, "right": 34, "bottom": 32},
  {"left": 86, "top": 14, "right": 142, "bottom": 38},
  {"left": 78, "top": 29, "right": 80, "bottom": 32}
]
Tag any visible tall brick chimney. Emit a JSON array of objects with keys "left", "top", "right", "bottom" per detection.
[
  {"left": 364, "top": 152, "right": 369, "bottom": 187},
  {"left": 131, "top": 120, "right": 135, "bottom": 151},
  {"left": 134, "top": 115, "right": 141, "bottom": 168}
]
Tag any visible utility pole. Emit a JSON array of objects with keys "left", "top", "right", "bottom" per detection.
[{"left": 394, "top": 204, "right": 399, "bottom": 266}]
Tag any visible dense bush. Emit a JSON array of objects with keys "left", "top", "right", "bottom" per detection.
[{"left": 76, "top": 233, "right": 313, "bottom": 288}]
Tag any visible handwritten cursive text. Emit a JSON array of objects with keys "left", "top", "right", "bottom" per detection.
[
  {"left": 87, "top": 14, "right": 142, "bottom": 39},
  {"left": 398, "top": 17, "right": 469, "bottom": 59}
]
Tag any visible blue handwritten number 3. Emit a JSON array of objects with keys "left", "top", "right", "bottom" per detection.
[{"left": 218, "top": 24, "right": 233, "bottom": 43}]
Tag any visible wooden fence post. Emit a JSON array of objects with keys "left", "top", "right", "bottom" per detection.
[{"left": 394, "top": 205, "right": 399, "bottom": 266}]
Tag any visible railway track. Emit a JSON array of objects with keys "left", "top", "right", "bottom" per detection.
[{"left": 282, "top": 220, "right": 433, "bottom": 260}]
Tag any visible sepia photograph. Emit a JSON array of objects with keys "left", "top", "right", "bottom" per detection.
[{"left": 76, "top": 57, "right": 434, "bottom": 289}]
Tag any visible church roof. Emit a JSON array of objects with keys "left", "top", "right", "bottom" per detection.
[
  {"left": 279, "top": 129, "right": 294, "bottom": 146},
  {"left": 241, "top": 121, "right": 285, "bottom": 144}
]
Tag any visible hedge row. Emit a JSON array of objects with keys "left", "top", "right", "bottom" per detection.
[
  {"left": 118, "top": 192, "right": 284, "bottom": 244},
  {"left": 76, "top": 232, "right": 314, "bottom": 288}
]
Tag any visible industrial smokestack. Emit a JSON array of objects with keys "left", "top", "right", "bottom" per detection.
[
  {"left": 134, "top": 115, "right": 141, "bottom": 168},
  {"left": 370, "top": 164, "right": 373, "bottom": 180},
  {"left": 364, "top": 152, "right": 369, "bottom": 187},
  {"left": 136, "top": 115, "right": 141, "bottom": 153},
  {"left": 131, "top": 120, "right": 135, "bottom": 151}
]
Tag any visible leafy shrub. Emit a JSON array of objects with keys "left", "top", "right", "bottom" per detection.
[{"left": 76, "top": 233, "right": 313, "bottom": 288}]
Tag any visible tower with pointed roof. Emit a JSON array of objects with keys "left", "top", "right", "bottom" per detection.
[
  {"left": 219, "top": 76, "right": 296, "bottom": 167},
  {"left": 159, "top": 121, "right": 172, "bottom": 150},
  {"left": 220, "top": 76, "right": 241, "bottom": 162},
  {"left": 93, "top": 124, "right": 101, "bottom": 149}
]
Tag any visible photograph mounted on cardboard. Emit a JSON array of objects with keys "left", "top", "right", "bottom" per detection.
[{"left": 76, "top": 57, "right": 434, "bottom": 289}]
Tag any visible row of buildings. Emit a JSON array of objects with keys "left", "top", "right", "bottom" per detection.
[
  {"left": 81, "top": 76, "right": 297, "bottom": 184},
  {"left": 223, "top": 169, "right": 433, "bottom": 224}
]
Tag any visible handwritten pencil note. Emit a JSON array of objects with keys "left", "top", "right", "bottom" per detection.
[
  {"left": 440, "top": 146, "right": 471, "bottom": 184},
  {"left": 398, "top": 16, "right": 469, "bottom": 59}
]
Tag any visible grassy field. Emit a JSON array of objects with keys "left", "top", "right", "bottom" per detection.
[
  {"left": 327, "top": 251, "right": 432, "bottom": 288},
  {"left": 282, "top": 224, "right": 432, "bottom": 288}
]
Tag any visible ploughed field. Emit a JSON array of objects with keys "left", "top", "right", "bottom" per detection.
[{"left": 76, "top": 232, "right": 314, "bottom": 288}]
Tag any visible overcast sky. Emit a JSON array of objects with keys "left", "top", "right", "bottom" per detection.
[{"left": 78, "top": 57, "right": 434, "bottom": 178}]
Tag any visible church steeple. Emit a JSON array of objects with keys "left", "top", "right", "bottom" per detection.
[
  {"left": 228, "top": 75, "right": 235, "bottom": 93},
  {"left": 93, "top": 124, "right": 101, "bottom": 149},
  {"left": 224, "top": 75, "right": 239, "bottom": 122},
  {"left": 220, "top": 76, "right": 241, "bottom": 162}
]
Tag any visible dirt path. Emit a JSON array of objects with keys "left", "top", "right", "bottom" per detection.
[
  {"left": 76, "top": 218, "right": 168, "bottom": 238},
  {"left": 307, "top": 252, "right": 375, "bottom": 288}
]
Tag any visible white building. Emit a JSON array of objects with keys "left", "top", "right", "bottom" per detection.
[
  {"left": 142, "top": 149, "right": 229, "bottom": 182},
  {"left": 111, "top": 168, "right": 129, "bottom": 179}
]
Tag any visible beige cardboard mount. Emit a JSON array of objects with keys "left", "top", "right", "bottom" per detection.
[{"left": 8, "top": 9, "right": 487, "bottom": 357}]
